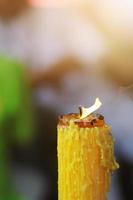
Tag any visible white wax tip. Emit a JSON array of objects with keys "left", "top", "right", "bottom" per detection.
[{"left": 80, "top": 98, "right": 102, "bottom": 119}]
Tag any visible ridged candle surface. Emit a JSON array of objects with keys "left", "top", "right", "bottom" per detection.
[{"left": 57, "top": 116, "right": 119, "bottom": 200}]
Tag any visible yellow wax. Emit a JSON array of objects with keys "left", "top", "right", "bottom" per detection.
[{"left": 57, "top": 121, "right": 119, "bottom": 200}]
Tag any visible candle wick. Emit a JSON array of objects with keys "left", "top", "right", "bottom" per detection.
[{"left": 79, "top": 98, "right": 102, "bottom": 119}]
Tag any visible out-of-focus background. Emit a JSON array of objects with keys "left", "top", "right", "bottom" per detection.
[{"left": 0, "top": 0, "right": 133, "bottom": 199}]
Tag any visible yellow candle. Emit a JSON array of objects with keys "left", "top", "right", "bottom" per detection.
[{"left": 57, "top": 99, "right": 119, "bottom": 200}]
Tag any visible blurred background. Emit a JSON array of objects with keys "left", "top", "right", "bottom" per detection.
[{"left": 0, "top": 0, "right": 133, "bottom": 199}]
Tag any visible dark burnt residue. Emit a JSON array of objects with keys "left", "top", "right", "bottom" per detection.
[{"left": 58, "top": 113, "right": 105, "bottom": 128}]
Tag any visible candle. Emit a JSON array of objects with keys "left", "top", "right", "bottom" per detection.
[{"left": 57, "top": 98, "right": 119, "bottom": 200}]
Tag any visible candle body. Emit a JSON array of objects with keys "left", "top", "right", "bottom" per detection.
[{"left": 58, "top": 122, "right": 119, "bottom": 200}]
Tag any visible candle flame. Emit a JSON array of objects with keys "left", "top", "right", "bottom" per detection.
[{"left": 79, "top": 98, "right": 102, "bottom": 119}]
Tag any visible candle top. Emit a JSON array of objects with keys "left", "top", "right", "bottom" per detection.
[
  {"left": 58, "top": 98, "right": 104, "bottom": 128},
  {"left": 58, "top": 113, "right": 105, "bottom": 128}
]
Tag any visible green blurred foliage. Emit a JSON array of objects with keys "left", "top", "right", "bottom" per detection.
[
  {"left": 0, "top": 55, "right": 34, "bottom": 200},
  {"left": 0, "top": 55, "right": 34, "bottom": 144}
]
